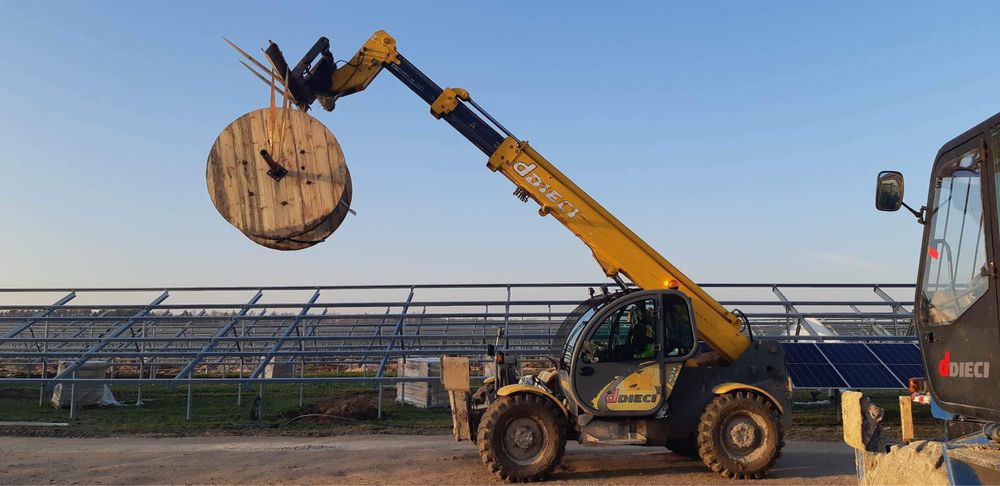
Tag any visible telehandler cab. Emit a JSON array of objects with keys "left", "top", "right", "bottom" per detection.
[{"left": 227, "top": 31, "right": 792, "bottom": 482}]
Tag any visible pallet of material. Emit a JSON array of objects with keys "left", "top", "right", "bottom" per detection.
[
  {"left": 50, "top": 361, "right": 110, "bottom": 408},
  {"left": 395, "top": 358, "right": 449, "bottom": 409}
]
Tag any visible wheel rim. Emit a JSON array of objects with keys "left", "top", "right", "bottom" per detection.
[
  {"left": 720, "top": 412, "right": 765, "bottom": 459},
  {"left": 501, "top": 416, "right": 546, "bottom": 465}
]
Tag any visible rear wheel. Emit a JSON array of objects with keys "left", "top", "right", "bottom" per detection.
[
  {"left": 477, "top": 394, "right": 566, "bottom": 482},
  {"left": 697, "top": 391, "right": 784, "bottom": 479}
]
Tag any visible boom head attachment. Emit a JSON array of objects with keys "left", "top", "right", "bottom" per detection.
[
  {"left": 261, "top": 37, "right": 336, "bottom": 111},
  {"left": 236, "top": 32, "right": 400, "bottom": 113}
]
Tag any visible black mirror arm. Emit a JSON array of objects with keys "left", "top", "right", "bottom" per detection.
[{"left": 901, "top": 202, "right": 925, "bottom": 224}]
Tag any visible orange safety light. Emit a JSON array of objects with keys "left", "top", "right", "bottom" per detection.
[{"left": 666, "top": 279, "right": 681, "bottom": 290}]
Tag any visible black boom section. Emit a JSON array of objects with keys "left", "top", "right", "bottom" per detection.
[{"left": 385, "top": 55, "right": 505, "bottom": 156}]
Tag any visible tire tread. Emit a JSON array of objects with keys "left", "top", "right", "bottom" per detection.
[{"left": 696, "top": 391, "right": 784, "bottom": 480}]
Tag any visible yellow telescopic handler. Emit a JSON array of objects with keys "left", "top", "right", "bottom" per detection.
[{"left": 214, "top": 31, "right": 792, "bottom": 482}]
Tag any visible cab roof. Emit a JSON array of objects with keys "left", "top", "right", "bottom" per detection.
[{"left": 936, "top": 111, "right": 1000, "bottom": 161}]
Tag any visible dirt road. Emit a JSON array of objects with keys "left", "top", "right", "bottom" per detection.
[{"left": 0, "top": 434, "right": 855, "bottom": 484}]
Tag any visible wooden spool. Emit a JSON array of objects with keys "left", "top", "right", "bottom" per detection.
[{"left": 206, "top": 108, "right": 351, "bottom": 250}]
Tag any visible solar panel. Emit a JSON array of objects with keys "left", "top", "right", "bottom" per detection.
[
  {"left": 868, "top": 343, "right": 922, "bottom": 364},
  {"left": 786, "top": 363, "right": 848, "bottom": 388},
  {"left": 783, "top": 343, "right": 848, "bottom": 388},
  {"left": 816, "top": 343, "right": 904, "bottom": 388},
  {"left": 868, "top": 343, "right": 925, "bottom": 384},
  {"left": 783, "top": 343, "right": 827, "bottom": 363},
  {"left": 779, "top": 342, "right": 921, "bottom": 389},
  {"left": 818, "top": 343, "right": 880, "bottom": 364},
  {"left": 835, "top": 364, "right": 904, "bottom": 388},
  {"left": 885, "top": 364, "right": 925, "bottom": 384}
]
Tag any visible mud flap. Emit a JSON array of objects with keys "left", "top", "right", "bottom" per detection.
[{"left": 440, "top": 355, "right": 472, "bottom": 441}]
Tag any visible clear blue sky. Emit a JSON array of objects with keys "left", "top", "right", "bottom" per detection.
[{"left": 1, "top": 1, "right": 996, "bottom": 288}]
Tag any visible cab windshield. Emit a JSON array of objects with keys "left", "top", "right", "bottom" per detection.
[
  {"left": 920, "top": 148, "right": 988, "bottom": 325},
  {"left": 553, "top": 297, "right": 608, "bottom": 368}
]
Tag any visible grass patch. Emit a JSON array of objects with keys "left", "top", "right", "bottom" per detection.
[
  {"left": 0, "top": 382, "right": 451, "bottom": 437},
  {"left": 789, "top": 389, "right": 942, "bottom": 441},
  {"left": 0, "top": 384, "right": 944, "bottom": 442}
]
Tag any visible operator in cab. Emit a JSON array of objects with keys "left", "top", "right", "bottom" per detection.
[{"left": 623, "top": 305, "right": 656, "bottom": 360}]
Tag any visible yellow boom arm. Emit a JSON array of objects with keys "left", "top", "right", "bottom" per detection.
[
  {"left": 305, "top": 30, "right": 750, "bottom": 362},
  {"left": 485, "top": 140, "right": 749, "bottom": 362}
]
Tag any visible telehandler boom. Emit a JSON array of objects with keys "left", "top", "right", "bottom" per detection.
[
  {"left": 271, "top": 30, "right": 750, "bottom": 362},
  {"left": 233, "top": 30, "right": 791, "bottom": 482}
]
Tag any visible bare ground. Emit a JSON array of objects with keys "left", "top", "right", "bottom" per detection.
[{"left": 0, "top": 434, "right": 855, "bottom": 485}]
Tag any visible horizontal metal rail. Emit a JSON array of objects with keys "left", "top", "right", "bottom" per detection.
[{"left": 0, "top": 282, "right": 916, "bottom": 389}]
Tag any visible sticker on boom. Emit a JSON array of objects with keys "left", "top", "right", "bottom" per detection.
[{"left": 513, "top": 161, "right": 580, "bottom": 218}]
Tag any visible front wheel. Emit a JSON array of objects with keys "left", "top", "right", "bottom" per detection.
[
  {"left": 477, "top": 394, "right": 567, "bottom": 482},
  {"left": 697, "top": 391, "right": 784, "bottom": 479}
]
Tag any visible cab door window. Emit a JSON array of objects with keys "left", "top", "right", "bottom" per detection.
[
  {"left": 662, "top": 294, "right": 695, "bottom": 358},
  {"left": 584, "top": 298, "right": 658, "bottom": 363},
  {"left": 921, "top": 148, "right": 988, "bottom": 325}
]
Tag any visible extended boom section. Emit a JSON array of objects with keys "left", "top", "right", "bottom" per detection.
[
  {"left": 485, "top": 140, "right": 749, "bottom": 361},
  {"left": 304, "top": 30, "right": 749, "bottom": 362}
]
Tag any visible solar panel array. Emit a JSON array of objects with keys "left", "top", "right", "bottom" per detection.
[{"left": 782, "top": 342, "right": 925, "bottom": 389}]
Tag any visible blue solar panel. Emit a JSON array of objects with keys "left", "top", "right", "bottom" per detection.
[
  {"left": 836, "top": 364, "right": 904, "bottom": 388},
  {"left": 886, "top": 364, "right": 925, "bottom": 384},
  {"left": 868, "top": 344, "right": 922, "bottom": 365},
  {"left": 786, "top": 363, "right": 847, "bottom": 388},
  {"left": 816, "top": 343, "right": 905, "bottom": 388},
  {"left": 780, "top": 342, "right": 920, "bottom": 389},
  {"left": 818, "top": 344, "right": 880, "bottom": 364},
  {"left": 783, "top": 343, "right": 847, "bottom": 388},
  {"left": 868, "top": 343, "right": 925, "bottom": 384},
  {"left": 783, "top": 343, "right": 827, "bottom": 363}
]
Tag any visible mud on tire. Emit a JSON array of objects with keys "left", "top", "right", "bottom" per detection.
[
  {"left": 477, "top": 394, "right": 567, "bottom": 482},
  {"left": 697, "top": 391, "right": 784, "bottom": 479}
]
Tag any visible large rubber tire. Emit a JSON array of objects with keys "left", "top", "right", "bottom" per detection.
[
  {"left": 666, "top": 435, "right": 700, "bottom": 458},
  {"left": 697, "top": 391, "right": 784, "bottom": 479},
  {"left": 477, "top": 394, "right": 567, "bottom": 482}
]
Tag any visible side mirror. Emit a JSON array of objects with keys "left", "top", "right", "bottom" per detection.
[{"left": 875, "top": 171, "right": 905, "bottom": 212}]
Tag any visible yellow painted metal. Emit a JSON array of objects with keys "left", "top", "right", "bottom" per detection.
[
  {"left": 497, "top": 384, "right": 569, "bottom": 417},
  {"left": 327, "top": 30, "right": 400, "bottom": 97},
  {"left": 431, "top": 87, "right": 469, "bottom": 119},
  {"left": 323, "top": 30, "right": 750, "bottom": 363},
  {"left": 711, "top": 382, "right": 784, "bottom": 413},
  {"left": 663, "top": 362, "right": 683, "bottom": 396},
  {"left": 486, "top": 138, "right": 749, "bottom": 362},
  {"left": 537, "top": 368, "right": 559, "bottom": 383},
  {"left": 589, "top": 362, "right": 662, "bottom": 413}
]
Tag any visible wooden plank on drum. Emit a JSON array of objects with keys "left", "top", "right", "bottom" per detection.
[
  {"left": 207, "top": 108, "right": 349, "bottom": 244},
  {"left": 246, "top": 166, "right": 353, "bottom": 250}
]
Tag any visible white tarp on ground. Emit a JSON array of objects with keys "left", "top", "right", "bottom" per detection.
[{"left": 50, "top": 361, "right": 119, "bottom": 408}]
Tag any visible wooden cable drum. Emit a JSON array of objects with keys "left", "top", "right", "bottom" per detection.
[{"left": 206, "top": 107, "right": 352, "bottom": 250}]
